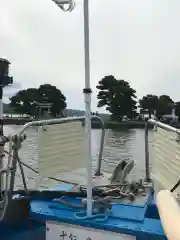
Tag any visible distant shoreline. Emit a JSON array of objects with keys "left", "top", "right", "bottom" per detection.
[
  {"left": 2, "top": 118, "right": 154, "bottom": 129},
  {"left": 92, "top": 120, "right": 150, "bottom": 129}
]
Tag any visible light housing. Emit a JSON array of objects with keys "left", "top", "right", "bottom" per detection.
[
  {"left": 52, "top": 0, "right": 75, "bottom": 12},
  {"left": 0, "top": 58, "right": 13, "bottom": 87}
]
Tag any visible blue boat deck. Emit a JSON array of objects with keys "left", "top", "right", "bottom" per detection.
[
  {"left": 0, "top": 186, "right": 167, "bottom": 240},
  {"left": 29, "top": 186, "right": 166, "bottom": 240}
]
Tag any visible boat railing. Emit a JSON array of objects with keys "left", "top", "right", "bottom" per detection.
[
  {"left": 0, "top": 116, "right": 105, "bottom": 198},
  {"left": 145, "top": 119, "right": 180, "bottom": 196},
  {"left": 18, "top": 115, "right": 105, "bottom": 174}
]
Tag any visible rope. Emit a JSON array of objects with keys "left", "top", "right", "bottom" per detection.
[
  {"left": 171, "top": 180, "right": 180, "bottom": 192},
  {"left": 1, "top": 132, "right": 146, "bottom": 224},
  {"left": 16, "top": 152, "right": 28, "bottom": 193},
  {"left": 4, "top": 150, "right": 78, "bottom": 186},
  {"left": 74, "top": 211, "right": 108, "bottom": 222},
  {"left": 51, "top": 196, "right": 111, "bottom": 222},
  {"left": 52, "top": 197, "right": 84, "bottom": 208},
  {"left": 49, "top": 181, "right": 147, "bottom": 222}
]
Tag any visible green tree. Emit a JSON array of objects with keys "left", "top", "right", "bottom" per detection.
[
  {"left": 175, "top": 102, "right": 180, "bottom": 120},
  {"left": 96, "top": 75, "right": 137, "bottom": 120},
  {"left": 9, "top": 84, "right": 67, "bottom": 117},
  {"left": 156, "top": 95, "right": 174, "bottom": 118},
  {"left": 139, "top": 94, "right": 159, "bottom": 118},
  {"left": 9, "top": 88, "right": 40, "bottom": 116},
  {"left": 38, "top": 84, "right": 66, "bottom": 117}
]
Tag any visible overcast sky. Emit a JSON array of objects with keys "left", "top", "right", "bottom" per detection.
[{"left": 0, "top": 0, "right": 180, "bottom": 111}]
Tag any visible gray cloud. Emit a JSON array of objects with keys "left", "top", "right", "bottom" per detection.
[{"left": 0, "top": 0, "right": 180, "bottom": 110}]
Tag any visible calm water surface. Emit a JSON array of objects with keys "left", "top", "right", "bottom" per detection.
[{"left": 3, "top": 125, "right": 153, "bottom": 189}]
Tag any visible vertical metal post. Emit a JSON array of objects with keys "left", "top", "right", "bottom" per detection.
[
  {"left": 83, "top": 0, "right": 92, "bottom": 216},
  {"left": 0, "top": 88, "right": 3, "bottom": 132},
  {"left": 0, "top": 87, "right": 4, "bottom": 190},
  {"left": 145, "top": 121, "right": 150, "bottom": 182},
  {"left": 52, "top": 0, "right": 92, "bottom": 216},
  {"left": 94, "top": 116, "right": 105, "bottom": 176},
  {"left": 0, "top": 58, "right": 13, "bottom": 192}
]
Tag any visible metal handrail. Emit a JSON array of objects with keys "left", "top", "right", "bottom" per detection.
[
  {"left": 9, "top": 116, "right": 105, "bottom": 194},
  {"left": 16, "top": 115, "right": 105, "bottom": 175},
  {"left": 148, "top": 119, "right": 180, "bottom": 135}
]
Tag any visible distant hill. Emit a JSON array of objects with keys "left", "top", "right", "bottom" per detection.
[{"left": 66, "top": 109, "right": 85, "bottom": 117}]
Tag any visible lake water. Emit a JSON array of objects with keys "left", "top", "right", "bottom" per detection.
[{"left": 3, "top": 125, "right": 153, "bottom": 189}]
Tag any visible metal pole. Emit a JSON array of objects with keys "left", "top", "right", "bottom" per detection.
[
  {"left": 95, "top": 116, "right": 105, "bottom": 176},
  {"left": 52, "top": 0, "right": 92, "bottom": 216},
  {"left": 0, "top": 58, "right": 13, "bottom": 193},
  {"left": 145, "top": 121, "right": 150, "bottom": 182},
  {"left": 0, "top": 87, "right": 3, "bottom": 190},
  {"left": 83, "top": 0, "right": 92, "bottom": 216},
  {"left": 0, "top": 88, "right": 3, "bottom": 135},
  {"left": 0, "top": 88, "right": 3, "bottom": 131}
]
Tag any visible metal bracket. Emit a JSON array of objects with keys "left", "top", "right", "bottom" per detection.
[{"left": 153, "top": 125, "right": 158, "bottom": 132}]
